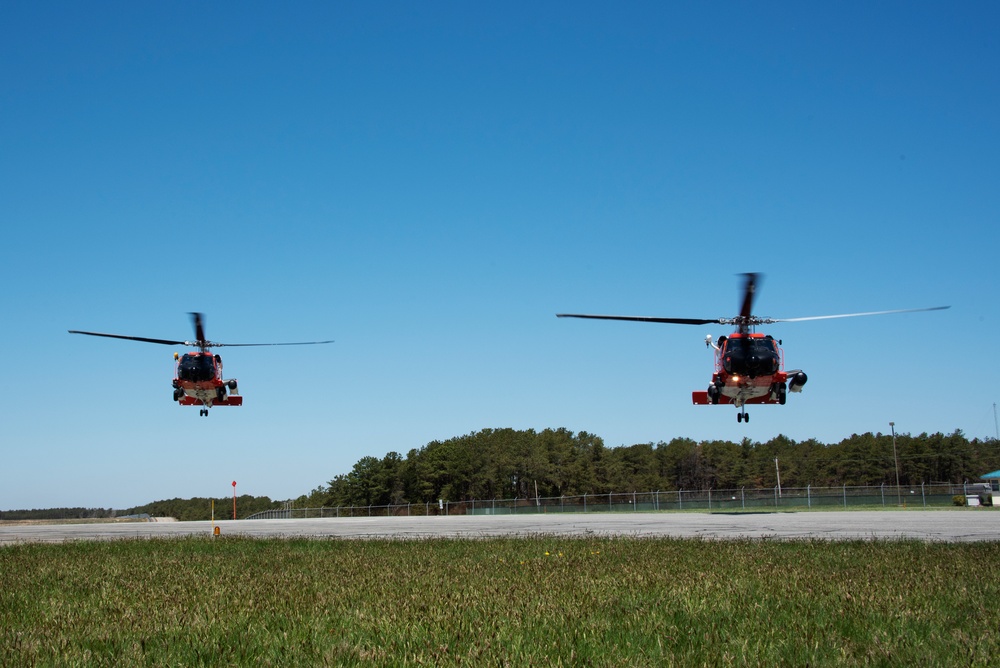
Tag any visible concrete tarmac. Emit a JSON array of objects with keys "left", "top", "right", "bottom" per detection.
[{"left": 2, "top": 510, "right": 999, "bottom": 545}]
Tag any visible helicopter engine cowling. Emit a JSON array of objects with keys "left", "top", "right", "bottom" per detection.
[{"left": 789, "top": 371, "right": 808, "bottom": 393}]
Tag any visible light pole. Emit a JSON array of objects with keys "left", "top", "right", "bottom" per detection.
[
  {"left": 774, "top": 457, "right": 782, "bottom": 498},
  {"left": 889, "top": 422, "right": 901, "bottom": 506}
]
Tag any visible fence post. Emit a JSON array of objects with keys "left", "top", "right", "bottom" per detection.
[
  {"left": 807, "top": 484, "right": 811, "bottom": 509},
  {"left": 584, "top": 493, "right": 587, "bottom": 513},
  {"left": 655, "top": 490, "right": 659, "bottom": 511},
  {"left": 843, "top": 485, "right": 847, "bottom": 509},
  {"left": 678, "top": 489, "right": 683, "bottom": 511},
  {"left": 881, "top": 483, "right": 885, "bottom": 507},
  {"left": 741, "top": 487, "right": 745, "bottom": 510},
  {"left": 921, "top": 482, "right": 926, "bottom": 508},
  {"left": 708, "top": 488, "right": 712, "bottom": 511},
  {"left": 774, "top": 486, "right": 778, "bottom": 508}
]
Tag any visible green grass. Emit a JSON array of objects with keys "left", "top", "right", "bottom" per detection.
[{"left": 2, "top": 537, "right": 998, "bottom": 666}]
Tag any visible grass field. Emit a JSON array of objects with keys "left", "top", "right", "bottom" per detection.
[{"left": 2, "top": 536, "right": 998, "bottom": 666}]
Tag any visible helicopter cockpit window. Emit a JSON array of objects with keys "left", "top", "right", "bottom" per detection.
[
  {"left": 725, "top": 339, "right": 777, "bottom": 356},
  {"left": 177, "top": 354, "right": 216, "bottom": 382},
  {"left": 722, "top": 338, "right": 779, "bottom": 375}
]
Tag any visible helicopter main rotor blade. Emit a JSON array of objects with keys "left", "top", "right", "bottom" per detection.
[
  {"left": 738, "top": 273, "right": 759, "bottom": 325},
  {"left": 556, "top": 314, "right": 720, "bottom": 325},
  {"left": 208, "top": 340, "right": 335, "bottom": 347},
  {"left": 772, "top": 305, "right": 950, "bottom": 323},
  {"left": 186, "top": 313, "right": 333, "bottom": 348},
  {"left": 72, "top": 313, "right": 334, "bottom": 350},
  {"left": 190, "top": 312, "right": 207, "bottom": 347},
  {"left": 68, "top": 330, "right": 187, "bottom": 346}
]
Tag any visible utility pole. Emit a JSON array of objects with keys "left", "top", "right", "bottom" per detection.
[
  {"left": 774, "top": 458, "right": 782, "bottom": 498},
  {"left": 889, "top": 422, "right": 901, "bottom": 506}
]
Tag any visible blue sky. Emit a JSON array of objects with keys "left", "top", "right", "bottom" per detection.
[{"left": 2, "top": 2, "right": 997, "bottom": 510}]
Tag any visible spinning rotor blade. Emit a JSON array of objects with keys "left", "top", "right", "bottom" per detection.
[
  {"left": 556, "top": 314, "right": 720, "bottom": 325},
  {"left": 191, "top": 312, "right": 207, "bottom": 347},
  {"left": 738, "top": 273, "right": 759, "bottom": 324},
  {"left": 72, "top": 312, "right": 334, "bottom": 349},
  {"left": 772, "top": 305, "right": 950, "bottom": 323},
  {"left": 557, "top": 273, "right": 762, "bottom": 329},
  {"left": 557, "top": 273, "right": 949, "bottom": 339},
  {"left": 69, "top": 328, "right": 334, "bottom": 348},
  {"left": 68, "top": 330, "right": 187, "bottom": 346},
  {"left": 186, "top": 312, "right": 333, "bottom": 348},
  {"left": 208, "top": 340, "right": 335, "bottom": 347}
]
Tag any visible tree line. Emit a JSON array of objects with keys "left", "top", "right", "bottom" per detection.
[
  {"left": 120, "top": 495, "right": 281, "bottom": 521},
  {"left": 306, "top": 428, "right": 999, "bottom": 509},
  {"left": 0, "top": 496, "right": 282, "bottom": 522},
  {"left": 0, "top": 507, "right": 118, "bottom": 521},
  {"left": 5, "top": 428, "right": 997, "bottom": 521}
]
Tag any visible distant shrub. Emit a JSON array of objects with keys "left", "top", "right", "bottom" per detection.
[{"left": 953, "top": 495, "right": 967, "bottom": 507}]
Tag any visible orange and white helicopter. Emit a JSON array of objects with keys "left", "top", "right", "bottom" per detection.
[
  {"left": 70, "top": 313, "right": 333, "bottom": 416},
  {"left": 558, "top": 274, "right": 948, "bottom": 422}
]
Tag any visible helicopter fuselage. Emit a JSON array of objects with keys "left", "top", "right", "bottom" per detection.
[
  {"left": 691, "top": 332, "right": 808, "bottom": 420},
  {"left": 172, "top": 352, "right": 242, "bottom": 415}
]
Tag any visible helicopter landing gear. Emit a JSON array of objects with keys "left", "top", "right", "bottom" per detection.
[
  {"left": 173, "top": 388, "right": 184, "bottom": 402},
  {"left": 199, "top": 409, "right": 209, "bottom": 417},
  {"left": 707, "top": 384, "right": 721, "bottom": 405},
  {"left": 737, "top": 409, "right": 749, "bottom": 423}
]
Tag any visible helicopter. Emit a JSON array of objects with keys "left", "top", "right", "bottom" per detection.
[
  {"left": 557, "top": 274, "right": 948, "bottom": 422},
  {"left": 69, "top": 313, "right": 333, "bottom": 416}
]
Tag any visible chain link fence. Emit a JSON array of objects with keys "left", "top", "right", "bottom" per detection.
[{"left": 246, "top": 483, "right": 996, "bottom": 520}]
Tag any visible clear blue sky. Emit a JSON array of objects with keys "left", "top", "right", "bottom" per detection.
[{"left": 2, "top": 2, "right": 996, "bottom": 510}]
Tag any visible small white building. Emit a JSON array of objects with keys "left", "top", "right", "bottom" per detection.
[{"left": 979, "top": 470, "right": 1000, "bottom": 506}]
